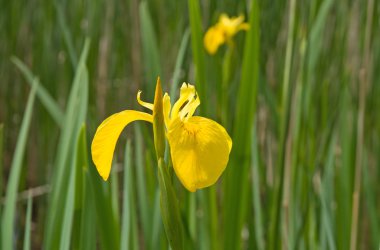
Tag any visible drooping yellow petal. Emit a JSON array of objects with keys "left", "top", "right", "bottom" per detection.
[
  {"left": 167, "top": 116, "right": 232, "bottom": 192},
  {"left": 91, "top": 110, "right": 153, "bottom": 180},
  {"left": 203, "top": 25, "right": 225, "bottom": 54}
]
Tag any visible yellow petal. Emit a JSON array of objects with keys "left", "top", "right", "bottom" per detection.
[
  {"left": 218, "top": 14, "right": 248, "bottom": 38},
  {"left": 203, "top": 26, "right": 225, "bottom": 54},
  {"left": 167, "top": 116, "right": 232, "bottom": 192},
  {"left": 171, "top": 83, "right": 200, "bottom": 121},
  {"left": 238, "top": 22, "right": 250, "bottom": 31},
  {"left": 91, "top": 110, "right": 153, "bottom": 180},
  {"left": 137, "top": 91, "right": 154, "bottom": 110},
  {"left": 163, "top": 93, "right": 171, "bottom": 127}
]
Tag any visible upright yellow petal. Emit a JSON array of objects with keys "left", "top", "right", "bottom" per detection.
[
  {"left": 171, "top": 83, "right": 200, "bottom": 120},
  {"left": 167, "top": 116, "right": 232, "bottom": 192},
  {"left": 163, "top": 93, "right": 171, "bottom": 127},
  {"left": 91, "top": 110, "right": 153, "bottom": 180},
  {"left": 218, "top": 14, "right": 249, "bottom": 38}
]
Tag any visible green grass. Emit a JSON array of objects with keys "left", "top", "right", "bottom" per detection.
[{"left": 0, "top": 0, "right": 379, "bottom": 249}]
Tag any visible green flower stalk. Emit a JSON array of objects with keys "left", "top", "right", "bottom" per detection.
[{"left": 153, "top": 78, "right": 184, "bottom": 250}]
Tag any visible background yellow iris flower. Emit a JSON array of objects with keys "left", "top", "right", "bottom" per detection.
[{"left": 204, "top": 14, "right": 249, "bottom": 54}]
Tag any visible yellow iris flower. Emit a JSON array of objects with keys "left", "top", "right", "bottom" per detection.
[
  {"left": 204, "top": 14, "right": 249, "bottom": 54},
  {"left": 91, "top": 79, "right": 232, "bottom": 192}
]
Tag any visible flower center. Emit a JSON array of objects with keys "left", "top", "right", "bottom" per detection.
[{"left": 170, "top": 83, "right": 200, "bottom": 123}]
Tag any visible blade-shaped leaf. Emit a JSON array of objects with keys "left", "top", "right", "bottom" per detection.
[{"left": 1, "top": 80, "right": 37, "bottom": 250}]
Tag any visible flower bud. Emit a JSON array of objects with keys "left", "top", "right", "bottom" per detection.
[{"left": 153, "top": 77, "right": 166, "bottom": 159}]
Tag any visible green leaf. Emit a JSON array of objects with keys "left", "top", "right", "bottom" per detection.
[
  {"left": 12, "top": 57, "right": 65, "bottom": 126},
  {"left": 363, "top": 150, "right": 379, "bottom": 249},
  {"left": 140, "top": 0, "right": 161, "bottom": 98},
  {"left": 1, "top": 79, "right": 37, "bottom": 250},
  {"left": 188, "top": 0, "right": 207, "bottom": 114},
  {"left": 60, "top": 124, "right": 89, "bottom": 250},
  {"left": 151, "top": 190, "right": 162, "bottom": 248},
  {"left": 121, "top": 140, "right": 132, "bottom": 250},
  {"left": 54, "top": 0, "right": 78, "bottom": 69},
  {"left": 251, "top": 128, "right": 264, "bottom": 250},
  {"left": 0, "top": 123, "right": 3, "bottom": 211},
  {"left": 78, "top": 174, "right": 96, "bottom": 250},
  {"left": 170, "top": 29, "right": 190, "bottom": 99},
  {"left": 43, "top": 39, "right": 90, "bottom": 249},
  {"left": 134, "top": 125, "right": 152, "bottom": 246},
  {"left": 23, "top": 194, "right": 33, "bottom": 250},
  {"left": 320, "top": 136, "right": 337, "bottom": 250},
  {"left": 77, "top": 126, "right": 96, "bottom": 250},
  {"left": 157, "top": 158, "right": 184, "bottom": 250},
  {"left": 59, "top": 155, "right": 76, "bottom": 250},
  {"left": 88, "top": 162, "right": 120, "bottom": 250},
  {"left": 223, "top": 1, "right": 260, "bottom": 249}
]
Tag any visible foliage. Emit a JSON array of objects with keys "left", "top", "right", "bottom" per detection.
[{"left": 0, "top": 0, "right": 379, "bottom": 249}]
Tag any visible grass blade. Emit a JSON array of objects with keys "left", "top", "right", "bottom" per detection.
[
  {"left": 110, "top": 167, "right": 120, "bottom": 225},
  {"left": 188, "top": 0, "right": 207, "bottom": 114},
  {"left": 1, "top": 80, "right": 37, "bottom": 250},
  {"left": 223, "top": 1, "right": 260, "bottom": 249},
  {"left": 151, "top": 190, "right": 163, "bottom": 248},
  {"left": 170, "top": 28, "right": 190, "bottom": 99},
  {"left": 307, "top": 0, "right": 333, "bottom": 75},
  {"left": 121, "top": 140, "right": 132, "bottom": 250},
  {"left": 11, "top": 57, "right": 65, "bottom": 126},
  {"left": 60, "top": 124, "right": 89, "bottom": 250},
  {"left": 54, "top": 0, "right": 78, "bottom": 68},
  {"left": 77, "top": 125, "right": 96, "bottom": 250},
  {"left": 59, "top": 158, "right": 76, "bottom": 250},
  {"left": 140, "top": 1, "right": 161, "bottom": 97},
  {"left": 23, "top": 194, "right": 33, "bottom": 250},
  {"left": 320, "top": 136, "right": 337, "bottom": 250},
  {"left": 268, "top": 0, "right": 297, "bottom": 247},
  {"left": 134, "top": 125, "right": 151, "bottom": 247},
  {"left": 0, "top": 123, "right": 3, "bottom": 208},
  {"left": 336, "top": 87, "right": 354, "bottom": 250},
  {"left": 157, "top": 158, "right": 184, "bottom": 250},
  {"left": 78, "top": 175, "right": 96, "bottom": 250},
  {"left": 363, "top": 150, "right": 379, "bottom": 249},
  {"left": 43, "top": 40, "right": 90, "bottom": 249},
  {"left": 88, "top": 162, "right": 120, "bottom": 250},
  {"left": 251, "top": 127, "right": 264, "bottom": 250}
]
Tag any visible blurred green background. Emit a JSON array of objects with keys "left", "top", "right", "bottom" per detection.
[{"left": 0, "top": 0, "right": 379, "bottom": 249}]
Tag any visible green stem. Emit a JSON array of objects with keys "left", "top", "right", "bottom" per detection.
[{"left": 157, "top": 158, "right": 184, "bottom": 250}]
